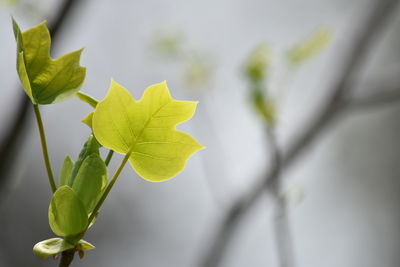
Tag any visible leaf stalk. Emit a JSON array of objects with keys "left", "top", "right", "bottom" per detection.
[
  {"left": 87, "top": 150, "right": 131, "bottom": 225},
  {"left": 33, "top": 104, "right": 57, "bottom": 193}
]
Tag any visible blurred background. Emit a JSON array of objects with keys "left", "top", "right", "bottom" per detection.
[{"left": 0, "top": 0, "right": 400, "bottom": 266}]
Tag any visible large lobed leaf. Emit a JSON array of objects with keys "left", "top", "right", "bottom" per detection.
[
  {"left": 92, "top": 80, "right": 204, "bottom": 182},
  {"left": 12, "top": 18, "right": 86, "bottom": 104}
]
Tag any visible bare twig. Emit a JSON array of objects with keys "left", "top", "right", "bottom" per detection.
[
  {"left": 199, "top": 1, "right": 400, "bottom": 266},
  {"left": 347, "top": 86, "right": 400, "bottom": 111},
  {"left": 265, "top": 127, "right": 296, "bottom": 267}
]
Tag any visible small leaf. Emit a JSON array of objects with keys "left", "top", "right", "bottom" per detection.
[
  {"left": 49, "top": 186, "right": 88, "bottom": 237},
  {"left": 287, "top": 28, "right": 331, "bottom": 66},
  {"left": 93, "top": 80, "right": 204, "bottom": 182},
  {"left": 33, "top": 238, "right": 74, "bottom": 259},
  {"left": 72, "top": 154, "right": 108, "bottom": 214},
  {"left": 251, "top": 90, "right": 276, "bottom": 124},
  {"left": 77, "top": 239, "right": 95, "bottom": 251},
  {"left": 76, "top": 92, "right": 98, "bottom": 108},
  {"left": 69, "top": 135, "right": 100, "bottom": 186},
  {"left": 12, "top": 19, "right": 86, "bottom": 104},
  {"left": 243, "top": 44, "right": 269, "bottom": 83},
  {"left": 82, "top": 111, "right": 94, "bottom": 129},
  {"left": 59, "top": 156, "right": 74, "bottom": 187}
]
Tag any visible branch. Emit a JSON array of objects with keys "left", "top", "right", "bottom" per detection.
[
  {"left": 346, "top": 86, "right": 400, "bottom": 111},
  {"left": 59, "top": 250, "right": 75, "bottom": 267},
  {"left": 198, "top": 1, "right": 400, "bottom": 266},
  {"left": 265, "top": 128, "right": 296, "bottom": 267}
]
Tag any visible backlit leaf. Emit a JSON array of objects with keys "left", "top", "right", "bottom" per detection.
[
  {"left": 68, "top": 135, "right": 100, "bottom": 187},
  {"left": 12, "top": 19, "right": 86, "bottom": 104},
  {"left": 33, "top": 238, "right": 74, "bottom": 259},
  {"left": 77, "top": 239, "right": 95, "bottom": 251},
  {"left": 93, "top": 80, "right": 204, "bottom": 182},
  {"left": 59, "top": 156, "right": 74, "bottom": 187},
  {"left": 287, "top": 28, "right": 331, "bottom": 66},
  {"left": 48, "top": 186, "right": 88, "bottom": 237},
  {"left": 72, "top": 154, "right": 108, "bottom": 214}
]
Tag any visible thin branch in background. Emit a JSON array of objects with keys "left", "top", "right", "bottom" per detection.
[
  {"left": 0, "top": 0, "right": 81, "bottom": 198},
  {"left": 347, "top": 86, "right": 400, "bottom": 111},
  {"left": 265, "top": 127, "right": 296, "bottom": 267},
  {"left": 198, "top": 0, "right": 400, "bottom": 266}
]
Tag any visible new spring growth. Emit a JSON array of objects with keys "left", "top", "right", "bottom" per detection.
[
  {"left": 243, "top": 44, "right": 276, "bottom": 124},
  {"left": 287, "top": 28, "right": 331, "bottom": 67},
  {"left": 12, "top": 19, "right": 204, "bottom": 262}
]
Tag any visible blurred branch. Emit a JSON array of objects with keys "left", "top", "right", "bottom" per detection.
[
  {"left": 199, "top": 0, "right": 400, "bottom": 266},
  {"left": 347, "top": 86, "right": 400, "bottom": 111},
  {"left": 0, "top": 0, "right": 81, "bottom": 195},
  {"left": 265, "top": 128, "right": 296, "bottom": 267}
]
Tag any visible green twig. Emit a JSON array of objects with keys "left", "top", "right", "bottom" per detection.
[
  {"left": 33, "top": 104, "right": 57, "bottom": 193},
  {"left": 104, "top": 150, "right": 114, "bottom": 166}
]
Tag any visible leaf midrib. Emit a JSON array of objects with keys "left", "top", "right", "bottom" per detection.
[{"left": 129, "top": 98, "right": 173, "bottom": 153}]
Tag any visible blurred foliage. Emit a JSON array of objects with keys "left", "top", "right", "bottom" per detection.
[
  {"left": 251, "top": 89, "right": 276, "bottom": 125},
  {"left": 151, "top": 29, "right": 186, "bottom": 59},
  {"left": 183, "top": 53, "right": 213, "bottom": 89},
  {"left": 2, "top": 0, "right": 44, "bottom": 21},
  {"left": 243, "top": 29, "right": 331, "bottom": 124},
  {"left": 287, "top": 28, "right": 331, "bottom": 67},
  {"left": 149, "top": 29, "right": 213, "bottom": 91},
  {"left": 243, "top": 44, "right": 276, "bottom": 124},
  {"left": 1, "top": 0, "right": 19, "bottom": 5},
  {"left": 243, "top": 44, "right": 270, "bottom": 84}
]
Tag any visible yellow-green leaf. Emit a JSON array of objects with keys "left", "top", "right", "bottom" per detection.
[
  {"left": 72, "top": 154, "right": 108, "bottom": 214},
  {"left": 48, "top": 186, "right": 88, "bottom": 237},
  {"left": 59, "top": 155, "right": 74, "bottom": 187},
  {"left": 77, "top": 239, "right": 95, "bottom": 251},
  {"left": 33, "top": 238, "right": 74, "bottom": 259},
  {"left": 33, "top": 238, "right": 95, "bottom": 259},
  {"left": 12, "top": 19, "right": 86, "bottom": 104},
  {"left": 93, "top": 80, "right": 204, "bottom": 182},
  {"left": 68, "top": 135, "right": 100, "bottom": 187},
  {"left": 243, "top": 44, "right": 269, "bottom": 83},
  {"left": 287, "top": 28, "right": 331, "bottom": 66}
]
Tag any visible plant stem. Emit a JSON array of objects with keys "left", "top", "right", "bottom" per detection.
[
  {"left": 59, "top": 250, "right": 75, "bottom": 267},
  {"left": 88, "top": 151, "right": 131, "bottom": 225},
  {"left": 33, "top": 104, "right": 56, "bottom": 193},
  {"left": 104, "top": 150, "right": 114, "bottom": 166}
]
